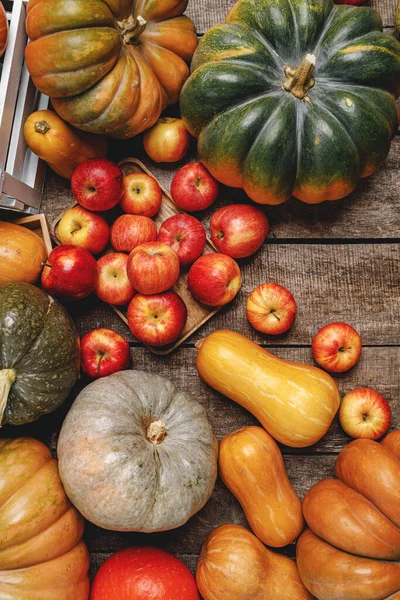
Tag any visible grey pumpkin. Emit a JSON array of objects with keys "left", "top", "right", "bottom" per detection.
[
  {"left": 0, "top": 282, "right": 80, "bottom": 426},
  {"left": 57, "top": 370, "right": 218, "bottom": 532}
]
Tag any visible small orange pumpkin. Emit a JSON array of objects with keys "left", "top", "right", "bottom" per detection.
[
  {"left": 0, "top": 2, "right": 8, "bottom": 57},
  {"left": 0, "top": 221, "right": 47, "bottom": 283}
]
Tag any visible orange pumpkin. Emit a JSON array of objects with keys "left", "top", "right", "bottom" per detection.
[
  {"left": 0, "top": 438, "right": 90, "bottom": 600},
  {"left": 382, "top": 430, "right": 400, "bottom": 459},
  {"left": 0, "top": 221, "right": 47, "bottom": 284},
  {"left": 218, "top": 426, "right": 303, "bottom": 547},
  {"left": 24, "top": 110, "right": 108, "bottom": 179},
  {"left": 196, "top": 524, "right": 312, "bottom": 600},
  {"left": 0, "top": 2, "right": 8, "bottom": 58},
  {"left": 297, "top": 436, "right": 400, "bottom": 600}
]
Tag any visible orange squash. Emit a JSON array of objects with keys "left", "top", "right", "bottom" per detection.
[
  {"left": 0, "top": 2, "right": 7, "bottom": 57},
  {"left": 0, "top": 437, "right": 89, "bottom": 599},
  {"left": 24, "top": 110, "right": 108, "bottom": 179},
  {"left": 297, "top": 436, "right": 400, "bottom": 600},
  {"left": 0, "top": 221, "right": 47, "bottom": 283},
  {"left": 196, "top": 330, "right": 340, "bottom": 448},
  {"left": 382, "top": 431, "right": 400, "bottom": 459},
  {"left": 196, "top": 524, "right": 312, "bottom": 600},
  {"left": 218, "top": 426, "right": 303, "bottom": 547}
]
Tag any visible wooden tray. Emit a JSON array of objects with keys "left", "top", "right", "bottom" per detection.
[
  {"left": 12, "top": 214, "right": 53, "bottom": 256},
  {"left": 52, "top": 158, "right": 220, "bottom": 355}
]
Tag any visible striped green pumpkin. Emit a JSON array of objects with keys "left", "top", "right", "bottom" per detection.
[{"left": 180, "top": 0, "right": 400, "bottom": 204}]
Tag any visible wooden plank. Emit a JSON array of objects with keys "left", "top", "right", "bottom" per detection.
[
  {"left": 5, "top": 347, "right": 398, "bottom": 455},
  {"left": 185, "top": 0, "right": 396, "bottom": 33}
]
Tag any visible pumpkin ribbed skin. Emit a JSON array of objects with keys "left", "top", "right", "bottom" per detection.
[
  {"left": 0, "top": 2, "right": 8, "bottom": 57},
  {"left": 0, "top": 438, "right": 89, "bottom": 600},
  {"left": 0, "top": 222, "right": 47, "bottom": 284},
  {"left": 297, "top": 437, "right": 400, "bottom": 600},
  {"left": 25, "top": 0, "right": 198, "bottom": 138},
  {"left": 0, "top": 282, "right": 80, "bottom": 426},
  {"left": 196, "top": 330, "right": 340, "bottom": 448},
  {"left": 58, "top": 370, "right": 218, "bottom": 532},
  {"left": 180, "top": 0, "right": 400, "bottom": 204}
]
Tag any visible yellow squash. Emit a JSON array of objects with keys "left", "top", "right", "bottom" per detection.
[{"left": 0, "top": 221, "right": 47, "bottom": 283}]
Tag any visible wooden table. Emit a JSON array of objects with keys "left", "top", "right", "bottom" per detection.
[{"left": 7, "top": 0, "right": 400, "bottom": 583}]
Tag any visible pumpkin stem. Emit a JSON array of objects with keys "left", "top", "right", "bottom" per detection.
[
  {"left": 35, "top": 120, "right": 51, "bottom": 135},
  {"left": 147, "top": 419, "right": 167, "bottom": 444},
  {"left": 283, "top": 54, "right": 316, "bottom": 99},
  {"left": 195, "top": 339, "right": 204, "bottom": 350},
  {"left": 117, "top": 15, "right": 147, "bottom": 45},
  {"left": 0, "top": 369, "right": 16, "bottom": 426}
]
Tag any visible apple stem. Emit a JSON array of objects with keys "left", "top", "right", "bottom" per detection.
[
  {"left": 0, "top": 369, "right": 16, "bottom": 427},
  {"left": 42, "top": 263, "right": 51, "bottom": 268}
]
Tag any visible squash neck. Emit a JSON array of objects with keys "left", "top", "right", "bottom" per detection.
[
  {"left": 117, "top": 15, "right": 147, "bottom": 45},
  {"left": 283, "top": 54, "right": 316, "bottom": 99},
  {"left": 0, "top": 369, "right": 16, "bottom": 426},
  {"left": 35, "top": 120, "right": 50, "bottom": 134},
  {"left": 146, "top": 419, "right": 167, "bottom": 445}
]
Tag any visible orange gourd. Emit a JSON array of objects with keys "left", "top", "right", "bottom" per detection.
[
  {"left": 196, "top": 524, "right": 312, "bottom": 600},
  {"left": 24, "top": 110, "right": 108, "bottom": 179},
  {"left": 196, "top": 330, "right": 340, "bottom": 448},
  {"left": 218, "top": 426, "right": 303, "bottom": 547},
  {"left": 0, "top": 2, "right": 7, "bottom": 57},
  {"left": 382, "top": 430, "right": 400, "bottom": 459},
  {"left": 0, "top": 221, "right": 47, "bottom": 283},
  {"left": 297, "top": 436, "right": 400, "bottom": 600},
  {"left": 0, "top": 437, "right": 89, "bottom": 599}
]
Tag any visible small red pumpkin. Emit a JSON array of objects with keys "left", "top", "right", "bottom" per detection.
[{"left": 90, "top": 547, "right": 199, "bottom": 600}]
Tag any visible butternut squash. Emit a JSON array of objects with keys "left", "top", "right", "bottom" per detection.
[
  {"left": 218, "top": 426, "right": 303, "bottom": 547},
  {"left": 196, "top": 330, "right": 340, "bottom": 448},
  {"left": 0, "top": 221, "right": 47, "bottom": 283},
  {"left": 196, "top": 524, "right": 312, "bottom": 600},
  {"left": 382, "top": 431, "right": 400, "bottom": 460},
  {"left": 24, "top": 110, "right": 108, "bottom": 179}
]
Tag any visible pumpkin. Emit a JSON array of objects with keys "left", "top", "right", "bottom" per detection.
[
  {"left": 297, "top": 437, "right": 400, "bottom": 600},
  {"left": 24, "top": 110, "right": 108, "bottom": 179},
  {"left": 196, "top": 524, "right": 313, "bottom": 600},
  {"left": 25, "top": 1, "right": 198, "bottom": 139},
  {"left": 0, "top": 437, "right": 89, "bottom": 600},
  {"left": 196, "top": 330, "right": 340, "bottom": 448},
  {"left": 0, "top": 221, "right": 47, "bottom": 283},
  {"left": 218, "top": 426, "right": 303, "bottom": 546},
  {"left": 57, "top": 370, "right": 218, "bottom": 532},
  {"left": 0, "top": 282, "right": 80, "bottom": 426},
  {"left": 382, "top": 430, "right": 400, "bottom": 459},
  {"left": 0, "top": 2, "right": 8, "bottom": 57},
  {"left": 180, "top": 0, "right": 400, "bottom": 204}
]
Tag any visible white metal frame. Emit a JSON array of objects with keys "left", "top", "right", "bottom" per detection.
[{"left": 0, "top": 0, "right": 48, "bottom": 213}]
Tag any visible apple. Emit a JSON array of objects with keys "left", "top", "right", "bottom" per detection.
[
  {"left": 120, "top": 172, "right": 162, "bottom": 217},
  {"left": 339, "top": 388, "right": 391, "bottom": 440},
  {"left": 157, "top": 214, "right": 206, "bottom": 267},
  {"left": 127, "top": 241, "right": 180, "bottom": 295},
  {"left": 41, "top": 244, "right": 98, "bottom": 301},
  {"left": 127, "top": 292, "right": 187, "bottom": 346},
  {"left": 171, "top": 163, "right": 219, "bottom": 212},
  {"left": 57, "top": 205, "right": 110, "bottom": 254},
  {"left": 188, "top": 253, "right": 241, "bottom": 306},
  {"left": 80, "top": 328, "right": 130, "bottom": 378},
  {"left": 71, "top": 158, "right": 124, "bottom": 211},
  {"left": 312, "top": 322, "right": 362, "bottom": 373},
  {"left": 210, "top": 204, "right": 269, "bottom": 258},
  {"left": 110, "top": 214, "right": 157, "bottom": 253},
  {"left": 96, "top": 253, "right": 135, "bottom": 306},
  {"left": 246, "top": 283, "right": 296, "bottom": 335},
  {"left": 143, "top": 117, "right": 191, "bottom": 163}
]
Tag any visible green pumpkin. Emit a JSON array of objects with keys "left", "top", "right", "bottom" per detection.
[
  {"left": 0, "top": 282, "right": 80, "bottom": 426},
  {"left": 180, "top": 0, "right": 400, "bottom": 205}
]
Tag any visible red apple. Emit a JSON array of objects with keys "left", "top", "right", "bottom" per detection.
[
  {"left": 71, "top": 158, "right": 124, "bottom": 211},
  {"left": 110, "top": 214, "right": 157, "bottom": 253},
  {"left": 157, "top": 214, "right": 206, "bottom": 267},
  {"left": 339, "top": 388, "right": 391, "bottom": 440},
  {"left": 171, "top": 163, "right": 219, "bottom": 212},
  {"left": 127, "top": 241, "right": 180, "bottom": 295},
  {"left": 188, "top": 253, "right": 241, "bottom": 306},
  {"left": 143, "top": 117, "right": 191, "bottom": 163},
  {"left": 120, "top": 172, "right": 162, "bottom": 217},
  {"left": 96, "top": 253, "right": 135, "bottom": 306},
  {"left": 57, "top": 205, "right": 110, "bottom": 254},
  {"left": 80, "top": 328, "right": 130, "bottom": 379},
  {"left": 41, "top": 244, "right": 98, "bottom": 301},
  {"left": 127, "top": 292, "right": 187, "bottom": 346},
  {"left": 312, "top": 322, "right": 362, "bottom": 373},
  {"left": 246, "top": 283, "right": 296, "bottom": 335},
  {"left": 210, "top": 204, "right": 269, "bottom": 258}
]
